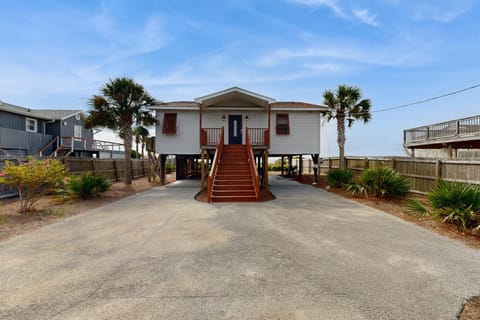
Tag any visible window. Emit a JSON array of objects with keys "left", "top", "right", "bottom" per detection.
[
  {"left": 74, "top": 125, "right": 82, "bottom": 138},
  {"left": 276, "top": 114, "right": 290, "bottom": 135},
  {"left": 162, "top": 113, "right": 177, "bottom": 134},
  {"left": 26, "top": 118, "right": 37, "bottom": 132}
]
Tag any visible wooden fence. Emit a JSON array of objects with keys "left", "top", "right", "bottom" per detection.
[
  {"left": 62, "top": 158, "right": 148, "bottom": 181},
  {"left": 320, "top": 156, "right": 480, "bottom": 193}
]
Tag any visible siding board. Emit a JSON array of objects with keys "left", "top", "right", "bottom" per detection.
[
  {"left": 0, "top": 127, "right": 53, "bottom": 154},
  {"left": 269, "top": 111, "right": 321, "bottom": 155},
  {"left": 155, "top": 111, "right": 200, "bottom": 154},
  {"left": 0, "top": 110, "right": 45, "bottom": 133}
]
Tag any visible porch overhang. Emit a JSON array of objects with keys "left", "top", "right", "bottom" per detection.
[{"left": 195, "top": 86, "right": 275, "bottom": 111}]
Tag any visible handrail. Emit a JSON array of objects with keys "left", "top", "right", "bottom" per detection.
[
  {"left": 246, "top": 126, "right": 260, "bottom": 201},
  {"left": 200, "top": 129, "right": 207, "bottom": 146},
  {"left": 50, "top": 137, "right": 73, "bottom": 158},
  {"left": 264, "top": 128, "right": 270, "bottom": 147},
  {"left": 207, "top": 127, "right": 224, "bottom": 202},
  {"left": 35, "top": 136, "right": 58, "bottom": 157}
]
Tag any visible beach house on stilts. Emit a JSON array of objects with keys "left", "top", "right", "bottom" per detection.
[{"left": 150, "top": 87, "right": 327, "bottom": 202}]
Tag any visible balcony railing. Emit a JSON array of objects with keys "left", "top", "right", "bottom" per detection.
[
  {"left": 404, "top": 115, "right": 480, "bottom": 145},
  {"left": 201, "top": 128, "right": 223, "bottom": 146},
  {"left": 247, "top": 128, "right": 269, "bottom": 146}
]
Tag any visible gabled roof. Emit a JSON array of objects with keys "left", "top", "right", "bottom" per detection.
[
  {"left": 195, "top": 86, "right": 275, "bottom": 108},
  {"left": 148, "top": 87, "right": 327, "bottom": 112},
  {"left": 0, "top": 101, "right": 85, "bottom": 120}
]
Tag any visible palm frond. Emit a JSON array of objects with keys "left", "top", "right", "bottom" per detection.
[{"left": 406, "top": 199, "right": 428, "bottom": 217}]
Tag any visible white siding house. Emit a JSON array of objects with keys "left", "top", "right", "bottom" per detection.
[
  {"left": 155, "top": 108, "right": 199, "bottom": 154},
  {"left": 150, "top": 87, "right": 327, "bottom": 188},
  {"left": 269, "top": 110, "right": 321, "bottom": 156}
]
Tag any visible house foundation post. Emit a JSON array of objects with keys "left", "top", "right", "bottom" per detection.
[
  {"left": 159, "top": 154, "right": 166, "bottom": 185},
  {"left": 263, "top": 150, "right": 269, "bottom": 190},
  {"left": 312, "top": 154, "right": 319, "bottom": 184},
  {"left": 288, "top": 155, "right": 293, "bottom": 176},
  {"left": 281, "top": 156, "right": 284, "bottom": 175},
  {"left": 299, "top": 154, "right": 303, "bottom": 179},
  {"left": 200, "top": 149, "right": 205, "bottom": 191}
]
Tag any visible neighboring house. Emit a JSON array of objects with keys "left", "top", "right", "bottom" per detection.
[
  {"left": 150, "top": 87, "right": 328, "bottom": 202},
  {"left": 404, "top": 114, "right": 480, "bottom": 158},
  {"left": 0, "top": 100, "right": 94, "bottom": 157}
]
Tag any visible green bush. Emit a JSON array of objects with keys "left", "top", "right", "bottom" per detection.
[
  {"left": 408, "top": 180, "right": 480, "bottom": 231},
  {"left": 347, "top": 167, "right": 411, "bottom": 198},
  {"left": 327, "top": 168, "right": 353, "bottom": 188},
  {"left": 268, "top": 164, "right": 290, "bottom": 171},
  {"left": 69, "top": 173, "right": 111, "bottom": 199},
  {"left": 165, "top": 163, "right": 176, "bottom": 173},
  {"left": 0, "top": 158, "right": 66, "bottom": 213}
]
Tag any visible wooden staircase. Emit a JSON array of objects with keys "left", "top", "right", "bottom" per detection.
[{"left": 210, "top": 145, "right": 258, "bottom": 202}]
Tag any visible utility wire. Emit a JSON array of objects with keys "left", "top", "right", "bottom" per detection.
[{"left": 371, "top": 84, "right": 480, "bottom": 113}]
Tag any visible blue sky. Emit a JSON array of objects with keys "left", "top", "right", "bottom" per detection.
[{"left": 1, "top": 0, "right": 479, "bottom": 156}]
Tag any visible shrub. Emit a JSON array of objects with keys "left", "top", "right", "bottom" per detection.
[
  {"left": 347, "top": 167, "right": 411, "bottom": 198},
  {"left": 327, "top": 168, "right": 353, "bottom": 188},
  {"left": 165, "top": 163, "right": 176, "bottom": 173},
  {"left": 0, "top": 159, "right": 66, "bottom": 213},
  {"left": 408, "top": 180, "right": 480, "bottom": 231},
  {"left": 268, "top": 164, "right": 290, "bottom": 172},
  {"left": 69, "top": 173, "right": 111, "bottom": 199}
]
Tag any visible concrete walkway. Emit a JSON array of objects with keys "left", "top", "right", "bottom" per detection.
[{"left": 0, "top": 176, "right": 479, "bottom": 319}]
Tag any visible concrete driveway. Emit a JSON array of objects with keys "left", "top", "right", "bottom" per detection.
[{"left": 0, "top": 175, "right": 479, "bottom": 319}]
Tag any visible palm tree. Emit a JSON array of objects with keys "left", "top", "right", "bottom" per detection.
[
  {"left": 323, "top": 84, "right": 371, "bottom": 169},
  {"left": 133, "top": 125, "right": 150, "bottom": 159},
  {"left": 85, "top": 77, "right": 158, "bottom": 185}
]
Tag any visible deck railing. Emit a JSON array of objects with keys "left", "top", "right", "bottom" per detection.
[
  {"left": 404, "top": 114, "right": 480, "bottom": 145},
  {"left": 201, "top": 128, "right": 223, "bottom": 146},
  {"left": 207, "top": 127, "right": 224, "bottom": 202},
  {"left": 247, "top": 128, "right": 269, "bottom": 146},
  {"left": 246, "top": 127, "right": 260, "bottom": 201}
]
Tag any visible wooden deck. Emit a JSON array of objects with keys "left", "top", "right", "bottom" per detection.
[{"left": 404, "top": 115, "right": 480, "bottom": 149}]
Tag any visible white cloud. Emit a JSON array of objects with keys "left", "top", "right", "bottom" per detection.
[
  {"left": 287, "top": 0, "right": 347, "bottom": 18},
  {"left": 386, "top": 0, "right": 474, "bottom": 23},
  {"left": 413, "top": 2, "right": 472, "bottom": 23},
  {"left": 256, "top": 38, "right": 432, "bottom": 68},
  {"left": 352, "top": 9, "right": 380, "bottom": 27},
  {"left": 288, "top": 0, "right": 383, "bottom": 27}
]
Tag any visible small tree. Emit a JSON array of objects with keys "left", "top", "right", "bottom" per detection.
[
  {"left": 323, "top": 84, "right": 371, "bottom": 169},
  {"left": 134, "top": 125, "right": 150, "bottom": 159},
  {"left": 0, "top": 159, "right": 66, "bottom": 213}
]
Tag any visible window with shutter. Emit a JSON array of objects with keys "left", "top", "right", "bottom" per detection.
[
  {"left": 162, "top": 113, "right": 177, "bottom": 134},
  {"left": 276, "top": 114, "right": 290, "bottom": 135}
]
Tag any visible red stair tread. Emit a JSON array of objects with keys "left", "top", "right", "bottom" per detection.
[{"left": 210, "top": 144, "right": 258, "bottom": 203}]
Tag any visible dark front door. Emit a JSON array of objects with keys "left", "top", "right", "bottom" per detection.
[{"left": 228, "top": 115, "right": 243, "bottom": 144}]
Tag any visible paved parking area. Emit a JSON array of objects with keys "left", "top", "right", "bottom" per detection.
[{"left": 0, "top": 175, "right": 479, "bottom": 319}]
